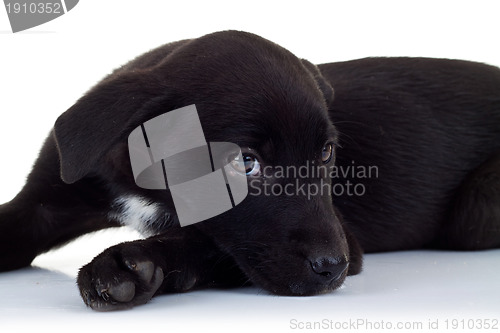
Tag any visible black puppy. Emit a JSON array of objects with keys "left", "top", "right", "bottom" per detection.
[{"left": 1, "top": 31, "right": 499, "bottom": 311}]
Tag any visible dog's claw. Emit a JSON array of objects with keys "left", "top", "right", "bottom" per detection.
[{"left": 125, "top": 259, "right": 137, "bottom": 271}]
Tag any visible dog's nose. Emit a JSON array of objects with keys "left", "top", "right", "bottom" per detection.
[{"left": 310, "top": 256, "right": 349, "bottom": 282}]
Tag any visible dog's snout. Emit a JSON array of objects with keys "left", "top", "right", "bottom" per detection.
[{"left": 310, "top": 256, "right": 348, "bottom": 282}]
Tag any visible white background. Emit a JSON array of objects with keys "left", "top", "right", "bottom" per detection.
[{"left": 1, "top": 1, "right": 500, "bottom": 332}]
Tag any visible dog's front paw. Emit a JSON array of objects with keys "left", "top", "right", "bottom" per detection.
[{"left": 77, "top": 243, "right": 164, "bottom": 311}]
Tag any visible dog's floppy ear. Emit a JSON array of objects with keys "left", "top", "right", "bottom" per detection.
[
  {"left": 53, "top": 72, "right": 165, "bottom": 184},
  {"left": 301, "top": 59, "right": 335, "bottom": 105}
]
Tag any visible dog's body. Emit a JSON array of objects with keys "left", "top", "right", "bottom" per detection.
[{"left": 1, "top": 31, "right": 499, "bottom": 311}]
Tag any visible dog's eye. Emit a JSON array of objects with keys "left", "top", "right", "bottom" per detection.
[
  {"left": 230, "top": 153, "right": 261, "bottom": 176},
  {"left": 321, "top": 142, "right": 334, "bottom": 164}
]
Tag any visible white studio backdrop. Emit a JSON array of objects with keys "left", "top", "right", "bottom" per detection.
[
  {"left": 1, "top": 3, "right": 500, "bottom": 331},
  {"left": 1, "top": 0, "right": 499, "bottom": 204}
]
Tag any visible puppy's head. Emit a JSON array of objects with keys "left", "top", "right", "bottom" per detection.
[{"left": 54, "top": 31, "right": 362, "bottom": 296}]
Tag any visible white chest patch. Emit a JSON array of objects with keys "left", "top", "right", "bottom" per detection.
[{"left": 109, "top": 195, "right": 160, "bottom": 236}]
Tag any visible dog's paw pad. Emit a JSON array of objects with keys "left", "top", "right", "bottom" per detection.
[
  {"left": 107, "top": 281, "right": 135, "bottom": 303},
  {"left": 77, "top": 251, "right": 164, "bottom": 311},
  {"left": 125, "top": 259, "right": 155, "bottom": 281}
]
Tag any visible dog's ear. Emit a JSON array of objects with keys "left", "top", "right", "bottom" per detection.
[
  {"left": 301, "top": 59, "right": 335, "bottom": 105},
  {"left": 53, "top": 72, "right": 165, "bottom": 184}
]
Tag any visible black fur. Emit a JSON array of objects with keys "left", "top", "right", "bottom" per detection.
[{"left": 1, "top": 31, "right": 499, "bottom": 311}]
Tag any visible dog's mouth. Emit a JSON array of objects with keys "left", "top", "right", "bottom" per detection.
[{"left": 230, "top": 246, "right": 350, "bottom": 296}]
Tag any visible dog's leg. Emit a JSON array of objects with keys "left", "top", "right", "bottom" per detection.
[
  {"left": 438, "top": 152, "right": 500, "bottom": 250},
  {"left": 77, "top": 226, "right": 243, "bottom": 311},
  {"left": 0, "top": 134, "right": 119, "bottom": 271}
]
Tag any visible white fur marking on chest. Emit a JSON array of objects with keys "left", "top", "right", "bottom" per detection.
[{"left": 111, "top": 195, "right": 160, "bottom": 234}]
